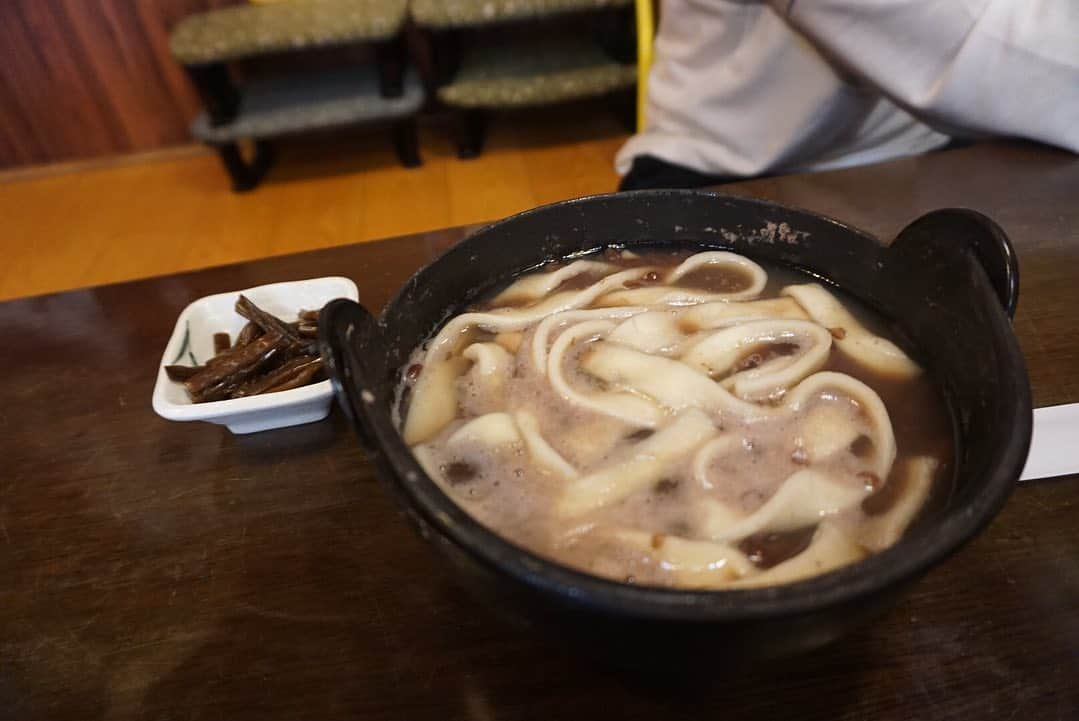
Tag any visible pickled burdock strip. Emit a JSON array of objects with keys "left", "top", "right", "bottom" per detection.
[
  {"left": 231, "top": 355, "right": 322, "bottom": 398},
  {"left": 165, "top": 364, "right": 202, "bottom": 381},
  {"left": 183, "top": 331, "right": 284, "bottom": 397},
  {"left": 188, "top": 340, "right": 289, "bottom": 402},
  {"left": 236, "top": 295, "right": 303, "bottom": 346},
  {"left": 188, "top": 345, "right": 288, "bottom": 402},
  {"left": 234, "top": 321, "right": 262, "bottom": 348},
  {"left": 263, "top": 357, "right": 324, "bottom": 393}
]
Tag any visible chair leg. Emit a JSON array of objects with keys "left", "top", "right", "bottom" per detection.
[
  {"left": 392, "top": 119, "right": 422, "bottom": 168},
  {"left": 375, "top": 35, "right": 406, "bottom": 98},
  {"left": 614, "top": 88, "right": 638, "bottom": 133},
  {"left": 430, "top": 29, "right": 462, "bottom": 86},
  {"left": 185, "top": 63, "right": 240, "bottom": 126},
  {"left": 594, "top": 6, "right": 637, "bottom": 64},
  {"left": 213, "top": 140, "right": 274, "bottom": 192},
  {"left": 455, "top": 109, "right": 486, "bottom": 160},
  {"left": 251, "top": 140, "right": 275, "bottom": 182}
]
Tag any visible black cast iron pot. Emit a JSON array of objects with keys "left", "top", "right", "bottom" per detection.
[{"left": 319, "top": 191, "right": 1032, "bottom": 661}]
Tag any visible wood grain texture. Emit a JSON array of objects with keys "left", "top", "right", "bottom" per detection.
[
  {"left": 0, "top": 104, "right": 628, "bottom": 301},
  {"left": 0, "top": 0, "right": 238, "bottom": 167},
  {"left": 0, "top": 1, "right": 463, "bottom": 168},
  {"left": 1, "top": 141, "right": 1077, "bottom": 720}
]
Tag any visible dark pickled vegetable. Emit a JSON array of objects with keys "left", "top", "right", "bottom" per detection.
[
  {"left": 233, "top": 355, "right": 323, "bottom": 397},
  {"left": 183, "top": 331, "right": 284, "bottom": 402},
  {"left": 236, "top": 295, "right": 304, "bottom": 347},
  {"left": 165, "top": 364, "right": 201, "bottom": 381},
  {"left": 167, "top": 296, "right": 326, "bottom": 403},
  {"left": 234, "top": 322, "right": 262, "bottom": 348},
  {"left": 296, "top": 322, "right": 319, "bottom": 338}
]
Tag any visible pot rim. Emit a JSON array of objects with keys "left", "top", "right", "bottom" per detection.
[{"left": 355, "top": 190, "right": 1033, "bottom": 622}]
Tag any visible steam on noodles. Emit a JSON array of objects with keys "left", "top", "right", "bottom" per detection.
[{"left": 398, "top": 249, "right": 950, "bottom": 589}]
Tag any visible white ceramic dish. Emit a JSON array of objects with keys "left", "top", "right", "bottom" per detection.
[{"left": 152, "top": 277, "right": 358, "bottom": 434}]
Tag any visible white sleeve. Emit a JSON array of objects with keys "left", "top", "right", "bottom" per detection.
[{"left": 772, "top": 0, "right": 1079, "bottom": 152}]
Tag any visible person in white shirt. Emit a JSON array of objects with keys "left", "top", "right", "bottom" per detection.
[{"left": 618, "top": 0, "right": 1079, "bottom": 189}]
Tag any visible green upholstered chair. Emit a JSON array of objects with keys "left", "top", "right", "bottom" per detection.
[
  {"left": 437, "top": 36, "right": 635, "bottom": 109},
  {"left": 170, "top": 0, "right": 420, "bottom": 191},
  {"left": 412, "top": 0, "right": 636, "bottom": 158},
  {"left": 170, "top": 0, "right": 409, "bottom": 65}
]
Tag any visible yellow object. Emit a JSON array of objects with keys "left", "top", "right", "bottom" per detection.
[{"left": 635, "top": 0, "right": 655, "bottom": 131}]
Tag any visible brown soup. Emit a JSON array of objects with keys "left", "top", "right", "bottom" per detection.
[{"left": 396, "top": 249, "right": 952, "bottom": 589}]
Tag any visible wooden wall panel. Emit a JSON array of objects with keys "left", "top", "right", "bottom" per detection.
[{"left": 0, "top": 0, "right": 239, "bottom": 168}]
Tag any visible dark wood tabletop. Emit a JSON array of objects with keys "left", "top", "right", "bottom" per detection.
[{"left": 4, "top": 141, "right": 1078, "bottom": 721}]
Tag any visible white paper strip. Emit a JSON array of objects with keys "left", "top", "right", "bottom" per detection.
[{"left": 1020, "top": 404, "right": 1079, "bottom": 482}]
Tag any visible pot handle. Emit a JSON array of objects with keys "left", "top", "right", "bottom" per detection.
[
  {"left": 318, "top": 298, "right": 387, "bottom": 453},
  {"left": 892, "top": 208, "right": 1020, "bottom": 318}
]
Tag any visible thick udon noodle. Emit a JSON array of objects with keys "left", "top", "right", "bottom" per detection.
[{"left": 398, "top": 250, "right": 947, "bottom": 589}]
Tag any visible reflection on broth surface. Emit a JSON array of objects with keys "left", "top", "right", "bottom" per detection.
[{"left": 397, "top": 249, "right": 952, "bottom": 589}]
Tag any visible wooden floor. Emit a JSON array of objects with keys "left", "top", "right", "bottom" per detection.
[{"left": 0, "top": 105, "right": 629, "bottom": 301}]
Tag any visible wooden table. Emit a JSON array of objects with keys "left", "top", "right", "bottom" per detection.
[{"left": 4, "top": 141, "right": 1077, "bottom": 720}]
